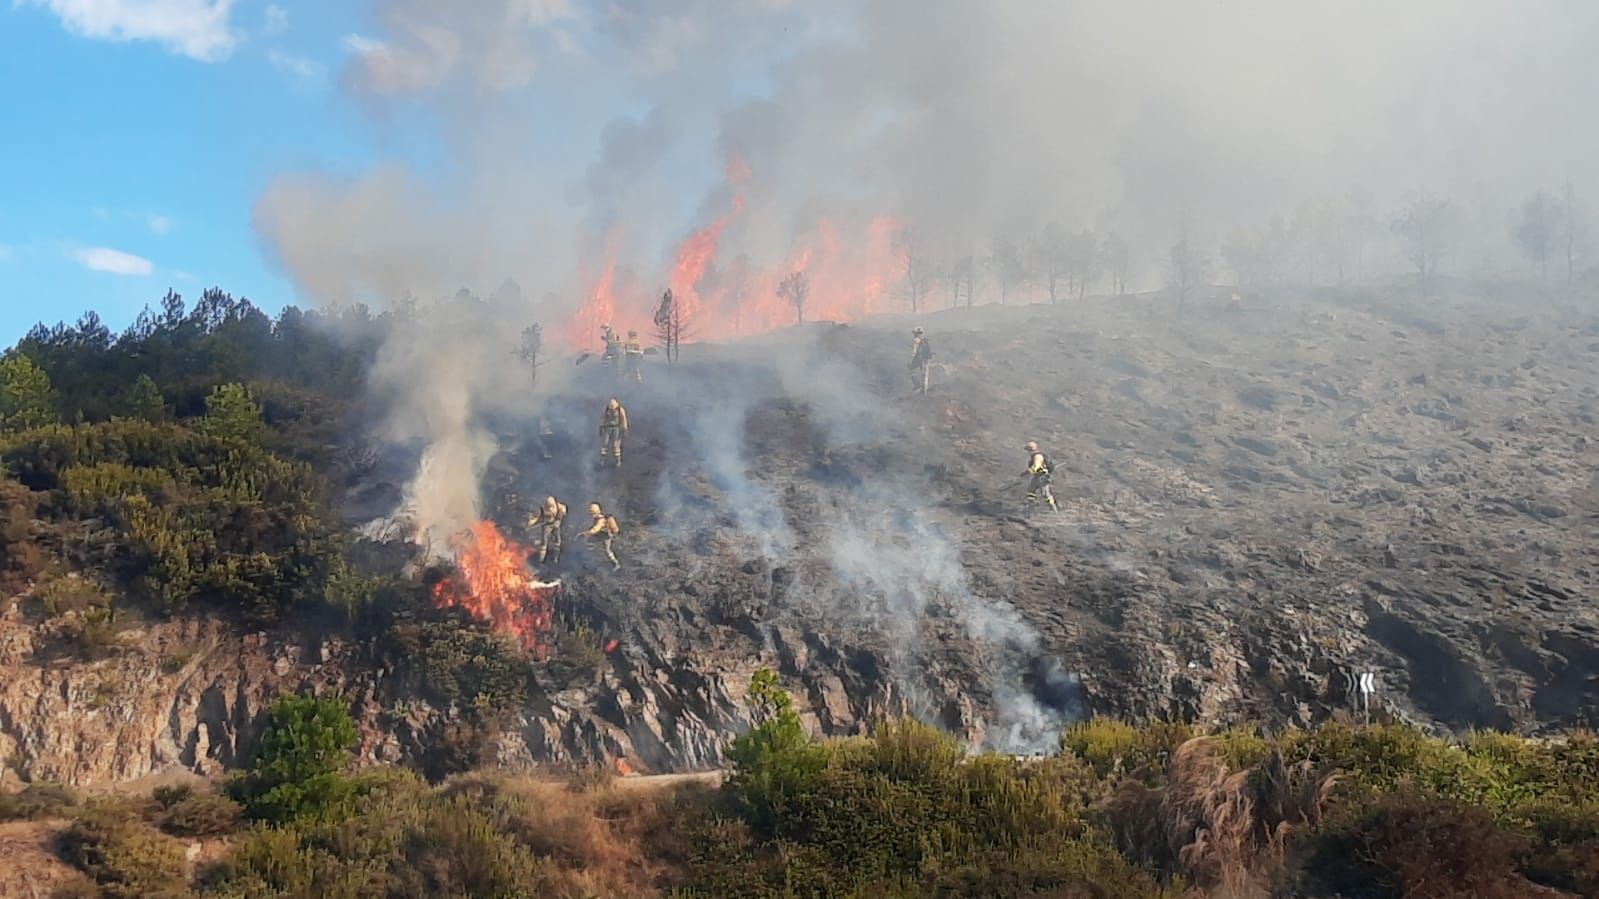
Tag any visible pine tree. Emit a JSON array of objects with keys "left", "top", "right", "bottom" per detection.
[{"left": 0, "top": 354, "right": 59, "bottom": 431}]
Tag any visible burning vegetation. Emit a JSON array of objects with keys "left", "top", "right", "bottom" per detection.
[
  {"left": 431, "top": 520, "right": 561, "bottom": 657},
  {"left": 557, "top": 159, "right": 903, "bottom": 353}
]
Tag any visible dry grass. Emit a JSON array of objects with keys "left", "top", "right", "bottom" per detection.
[
  {"left": 439, "top": 771, "right": 710, "bottom": 898},
  {"left": 1101, "top": 737, "right": 1335, "bottom": 896}
]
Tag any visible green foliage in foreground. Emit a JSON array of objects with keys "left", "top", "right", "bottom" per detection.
[
  {"left": 228, "top": 694, "right": 359, "bottom": 824},
  {"left": 13, "top": 686, "right": 1599, "bottom": 898}
]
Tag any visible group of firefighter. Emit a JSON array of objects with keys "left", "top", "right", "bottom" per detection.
[
  {"left": 523, "top": 323, "right": 1058, "bottom": 573},
  {"left": 909, "top": 326, "right": 1058, "bottom": 510},
  {"left": 526, "top": 394, "right": 627, "bottom": 571}
]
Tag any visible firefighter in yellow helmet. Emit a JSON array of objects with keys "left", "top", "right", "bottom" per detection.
[
  {"left": 623, "top": 330, "right": 645, "bottom": 383},
  {"left": 585, "top": 502, "right": 621, "bottom": 570},
  {"left": 527, "top": 495, "right": 567, "bottom": 564},
  {"left": 600, "top": 324, "right": 621, "bottom": 368},
  {"left": 1023, "top": 440, "right": 1058, "bottom": 511},
  {"left": 599, "top": 398, "right": 629, "bottom": 467},
  {"left": 909, "top": 326, "right": 932, "bottom": 394}
]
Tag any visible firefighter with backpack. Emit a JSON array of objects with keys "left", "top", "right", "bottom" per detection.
[
  {"left": 1022, "top": 440, "right": 1059, "bottom": 511},
  {"left": 599, "top": 398, "right": 629, "bottom": 467},
  {"left": 585, "top": 503, "right": 622, "bottom": 570},
  {"left": 909, "top": 326, "right": 933, "bottom": 394},
  {"left": 527, "top": 495, "right": 567, "bottom": 564}
]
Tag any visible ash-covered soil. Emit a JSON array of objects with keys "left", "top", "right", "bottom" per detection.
[{"left": 443, "top": 284, "right": 1599, "bottom": 765}]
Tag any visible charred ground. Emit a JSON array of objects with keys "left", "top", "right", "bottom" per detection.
[
  {"left": 2, "top": 283, "right": 1596, "bottom": 786},
  {"left": 414, "top": 283, "right": 1599, "bottom": 767}
]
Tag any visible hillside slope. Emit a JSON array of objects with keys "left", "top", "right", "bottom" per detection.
[{"left": 3, "top": 285, "right": 1596, "bottom": 785}]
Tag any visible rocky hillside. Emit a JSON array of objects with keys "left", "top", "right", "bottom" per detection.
[{"left": 3, "top": 284, "right": 1596, "bottom": 787}]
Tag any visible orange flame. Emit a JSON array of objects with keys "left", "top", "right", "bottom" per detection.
[
  {"left": 433, "top": 521, "right": 560, "bottom": 657},
  {"left": 557, "top": 160, "right": 908, "bottom": 352}
]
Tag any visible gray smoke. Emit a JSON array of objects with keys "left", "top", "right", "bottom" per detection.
[
  {"left": 257, "top": 0, "right": 1599, "bottom": 309},
  {"left": 255, "top": 0, "right": 1599, "bottom": 749}
]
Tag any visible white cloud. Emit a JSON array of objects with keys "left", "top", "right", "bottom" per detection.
[
  {"left": 75, "top": 247, "right": 154, "bottom": 276},
  {"left": 24, "top": 0, "right": 240, "bottom": 61},
  {"left": 342, "top": 33, "right": 385, "bottom": 56},
  {"left": 148, "top": 214, "right": 173, "bottom": 234},
  {"left": 268, "top": 48, "right": 320, "bottom": 79},
  {"left": 261, "top": 2, "right": 286, "bottom": 36}
]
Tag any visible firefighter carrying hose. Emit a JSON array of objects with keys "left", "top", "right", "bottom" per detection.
[
  {"left": 1023, "top": 440, "right": 1058, "bottom": 511},
  {"left": 585, "top": 502, "right": 621, "bottom": 570},
  {"left": 527, "top": 495, "right": 567, "bottom": 564}
]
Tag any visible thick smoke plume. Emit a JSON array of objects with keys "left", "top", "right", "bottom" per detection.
[{"left": 257, "top": 0, "right": 1599, "bottom": 320}]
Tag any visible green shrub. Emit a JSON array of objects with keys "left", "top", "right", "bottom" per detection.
[
  {"left": 151, "top": 784, "right": 242, "bottom": 837},
  {"left": 1061, "top": 718, "right": 1195, "bottom": 780},
  {"left": 388, "top": 618, "right": 532, "bottom": 715},
  {"left": 1213, "top": 725, "right": 1273, "bottom": 770},
  {"left": 1307, "top": 790, "right": 1530, "bottom": 899},
  {"left": 229, "top": 694, "right": 358, "bottom": 824},
  {"left": 0, "top": 419, "right": 342, "bottom": 619},
  {"left": 64, "top": 605, "right": 120, "bottom": 659},
  {"left": 1285, "top": 723, "right": 1598, "bottom": 813},
  {"left": 120, "top": 374, "right": 167, "bottom": 422},
  {"left": 35, "top": 573, "right": 111, "bottom": 618},
  {"left": 701, "top": 672, "right": 1132, "bottom": 896},
  {"left": 207, "top": 771, "right": 555, "bottom": 899},
  {"left": 0, "top": 353, "right": 58, "bottom": 431},
  {"left": 56, "top": 805, "right": 189, "bottom": 899},
  {"left": 196, "top": 383, "right": 265, "bottom": 444},
  {"left": 0, "top": 477, "right": 44, "bottom": 590},
  {"left": 546, "top": 614, "right": 605, "bottom": 678},
  {"left": 724, "top": 668, "right": 829, "bottom": 838},
  {"left": 0, "top": 782, "right": 78, "bottom": 820}
]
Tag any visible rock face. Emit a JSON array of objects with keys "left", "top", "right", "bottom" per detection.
[
  {"left": 0, "top": 602, "right": 911, "bottom": 786},
  {"left": 4, "top": 286, "right": 1598, "bottom": 787}
]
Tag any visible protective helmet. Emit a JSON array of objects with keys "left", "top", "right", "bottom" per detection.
[
  {"left": 588, "top": 503, "right": 603, "bottom": 516},
  {"left": 545, "top": 496, "right": 558, "bottom": 508},
  {"left": 912, "top": 326, "right": 924, "bottom": 335},
  {"left": 1024, "top": 441, "right": 1039, "bottom": 452}
]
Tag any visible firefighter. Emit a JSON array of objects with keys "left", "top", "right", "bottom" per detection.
[
  {"left": 623, "top": 330, "right": 644, "bottom": 383},
  {"left": 585, "top": 502, "right": 621, "bottom": 570},
  {"left": 909, "top": 326, "right": 933, "bottom": 394},
  {"left": 600, "top": 324, "right": 621, "bottom": 368},
  {"left": 527, "top": 495, "right": 567, "bottom": 564},
  {"left": 535, "top": 415, "right": 555, "bottom": 461},
  {"left": 599, "top": 397, "right": 629, "bottom": 467},
  {"left": 1022, "top": 440, "right": 1059, "bottom": 511}
]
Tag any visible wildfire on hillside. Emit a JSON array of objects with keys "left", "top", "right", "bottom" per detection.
[
  {"left": 562, "top": 158, "right": 904, "bottom": 350},
  {"left": 432, "top": 520, "right": 560, "bottom": 658}
]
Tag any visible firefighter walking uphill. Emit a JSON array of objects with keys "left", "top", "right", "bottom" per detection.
[
  {"left": 909, "top": 326, "right": 933, "bottom": 394},
  {"left": 600, "top": 325, "right": 622, "bottom": 369},
  {"left": 599, "top": 398, "right": 629, "bottom": 467},
  {"left": 623, "top": 331, "right": 645, "bottom": 383}
]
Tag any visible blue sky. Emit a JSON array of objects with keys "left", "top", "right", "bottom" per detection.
[
  {"left": 0, "top": 1, "right": 792, "bottom": 349},
  {"left": 0, "top": 1, "right": 376, "bottom": 346}
]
